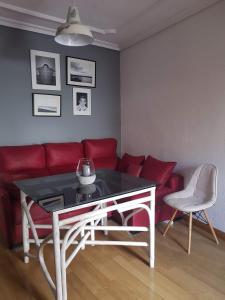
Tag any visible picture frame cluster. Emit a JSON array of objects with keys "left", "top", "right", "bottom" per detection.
[{"left": 30, "top": 50, "right": 96, "bottom": 117}]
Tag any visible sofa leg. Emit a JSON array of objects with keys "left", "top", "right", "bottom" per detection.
[{"left": 163, "top": 209, "right": 178, "bottom": 237}]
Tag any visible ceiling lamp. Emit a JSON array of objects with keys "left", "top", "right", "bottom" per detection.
[{"left": 55, "top": 6, "right": 93, "bottom": 46}]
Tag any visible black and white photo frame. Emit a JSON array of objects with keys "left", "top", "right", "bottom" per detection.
[
  {"left": 67, "top": 57, "right": 96, "bottom": 88},
  {"left": 30, "top": 50, "right": 61, "bottom": 90},
  {"left": 73, "top": 88, "right": 91, "bottom": 116},
  {"left": 32, "top": 93, "right": 61, "bottom": 117}
]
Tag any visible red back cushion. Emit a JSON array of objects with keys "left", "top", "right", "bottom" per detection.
[
  {"left": 0, "top": 145, "right": 46, "bottom": 172},
  {"left": 45, "top": 142, "right": 84, "bottom": 169},
  {"left": 83, "top": 138, "right": 117, "bottom": 160},
  {"left": 118, "top": 153, "right": 145, "bottom": 172},
  {"left": 126, "top": 164, "right": 142, "bottom": 177},
  {"left": 93, "top": 157, "right": 118, "bottom": 170},
  {"left": 141, "top": 155, "right": 176, "bottom": 187}
]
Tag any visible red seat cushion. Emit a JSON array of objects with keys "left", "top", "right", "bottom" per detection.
[
  {"left": 0, "top": 145, "right": 46, "bottom": 172},
  {"left": 126, "top": 164, "right": 142, "bottom": 177},
  {"left": 83, "top": 138, "right": 117, "bottom": 160},
  {"left": 141, "top": 155, "right": 176, "bottom": 187},
  {"left": 118, "top": 153, "right": 145, "bottom": 172},
  {"left": 45, "top": 142, "right": 84, "bottom": 171}
]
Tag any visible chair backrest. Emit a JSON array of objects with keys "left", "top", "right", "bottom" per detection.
[{"left": 187, "top": 164, "right": 218, "bottom": 205}]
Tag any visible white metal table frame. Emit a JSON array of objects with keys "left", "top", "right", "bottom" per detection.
[{"left": 20, "top": 185, "right": 156, "bottom": 300}]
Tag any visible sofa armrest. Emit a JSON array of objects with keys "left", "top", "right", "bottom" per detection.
[
  {"left": 0, "top": 186, "right": 12, "bottom": 247},
  {"left": 165, "top": 173, "right": 184, "bottom": 191}
]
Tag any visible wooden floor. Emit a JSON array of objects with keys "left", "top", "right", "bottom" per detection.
[{"left": 1, "top": 220, "right": 225, "bottom": 300}]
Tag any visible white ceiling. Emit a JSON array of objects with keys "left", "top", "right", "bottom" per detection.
[{"left": 0, "top": 0, "right": 220, "bottom": 50}]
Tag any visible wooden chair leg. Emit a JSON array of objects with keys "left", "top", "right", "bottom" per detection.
[
  {"left": 163, "top": 209, "right": 178, "bottom": 237},
  {"left": 203, "top": 210, "right": 219, "bottom": 245},
  {"left": 188, "top": 212, "right": 192, "bottom": 255}
]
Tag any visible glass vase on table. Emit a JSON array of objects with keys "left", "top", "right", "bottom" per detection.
[{"left": 76, "top": 158, "right": 96, "bottom": 185}]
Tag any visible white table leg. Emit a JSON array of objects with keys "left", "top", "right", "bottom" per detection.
[
  {"left": 81, "top": 229, "right": 85, "bottom": 250},
  {"left": 20, "top": 191, "right": 30, "bottom": 263},
  {"left": 149, "top": 189, "right": 155, "bottom": 268},
  {"left": 91, "top": 219, "right": 95, "bottom": 246},
  {"left": 101, "top": 202, "right": 108, "bottom": 235},
  {"left": 52, "top": 213, "right": 63, "bottom": 300},
  {"left": 19, "top": 185, "right": 155, "bottom": 299}
]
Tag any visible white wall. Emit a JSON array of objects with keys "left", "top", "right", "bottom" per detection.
[{"left": 121, "top": 1, "right": 225, "bottom": 231}]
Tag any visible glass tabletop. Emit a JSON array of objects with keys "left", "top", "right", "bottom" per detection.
[{"left": 15, "top": 169, "right": 156, "bottom": 213}]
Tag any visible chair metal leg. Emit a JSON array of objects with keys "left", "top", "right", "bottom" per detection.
[
  {"left": 203, "top": 210, "right": 219, "bottom": 245},
  {"left": 188, "top": 212, "right": 192, "bottom": 255},
  {"left": 163, "top": 209, "right": 178, "bottom": 237}
]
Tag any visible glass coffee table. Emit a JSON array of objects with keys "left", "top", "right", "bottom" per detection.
[{"left": 15, "top": 169, "right": 156, "bottom": 300}]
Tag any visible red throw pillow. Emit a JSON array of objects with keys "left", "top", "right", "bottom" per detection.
[
  {"left": 126, "top": 164, "right": 142, "bottom": 177},
  {"left": 118, "top": 153, "right": 145, "bottom": 172},
  {"left": 141, "top": 155, "right": 176, "bottom": 187}
]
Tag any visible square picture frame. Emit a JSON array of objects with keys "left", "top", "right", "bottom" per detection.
[
  {"left": 73, "top": 88, "right": 91, "bottom": 116},
  {"left": 32, "top": 93, "right": 61, "bottom": 117},
  {"left": 30, "top": 50, "right": 61, "bottom": 90},
  {"left": 67, "top": 57, "right": 96, "bottom": 88}
]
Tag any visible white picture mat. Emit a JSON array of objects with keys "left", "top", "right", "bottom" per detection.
[
  {"left": 33, "top": 94, "right": 61, "bottom": 116},
  {"left": 73, "top": 88, "right": 91, "bottom": 116},
  {"left": 67, "top": 57, "right": 96, "bottom": 87},
  {"left": 30, "top": 50, "right": 61, "bottom": 90}
]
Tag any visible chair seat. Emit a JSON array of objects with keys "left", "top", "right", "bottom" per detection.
[{"left": 164, "top": 196, "right": 213, "bottom": 212}]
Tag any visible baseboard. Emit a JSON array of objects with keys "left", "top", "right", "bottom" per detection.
[{"left": 183, "top": 215, "right": 225, "bottom": 241}]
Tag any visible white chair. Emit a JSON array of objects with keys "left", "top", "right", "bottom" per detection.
[{"left": 163, "top": 164, "right": 219, "bottom": 254}]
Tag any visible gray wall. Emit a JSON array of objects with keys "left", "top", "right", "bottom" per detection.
[{"left": 0, "top": 26, "right": 120, "bottom": 151}]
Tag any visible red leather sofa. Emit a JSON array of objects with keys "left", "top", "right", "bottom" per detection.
[
  {"left": 0, "top": 138, "right": 183, "bottom": 248},
  {"left": 0, "top": 139, "right": 117, "bottom": 247},
  {"left": 113, "top": 154, "right": 184, "bottom": 226}
]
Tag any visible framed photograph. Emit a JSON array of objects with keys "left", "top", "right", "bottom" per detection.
[
  {"left": 67, "top": 57, "right": 96, "bottom": 87},
  {"left": 32, "top": 93, "right": 61, "bottom": 117},
  {"left": 73, "top": 88, "right": 91, "bottom": 116},
  {"left": 30, "top": 50, "right": 61, "bottom": 90}
]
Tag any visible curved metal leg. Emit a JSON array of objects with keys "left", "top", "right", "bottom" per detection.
[
  {"left": 118, "top": 201, "right": 155, "bottom": 268},
  {"left": 39, "top": 234, "right": 56, "bottom": 293},
  {"left": 61, "top": 214, "right": 106, "bottom": 300},
  {"left": 20, "top": 187, "right": 156, "bottom": 299},
  {"left": 113, "top": 200, "right": 125, "bottom": 224}
]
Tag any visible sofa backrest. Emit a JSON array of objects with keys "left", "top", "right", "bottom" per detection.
[
  {"left": 83, "top": 138, "right": 117, "bottom": 160},
  {"left": 0, "top": 139, "right": 118, "bottom": 177},
  {"left": 44, "top": 142, "right": 84, "bottom": 170},
  {"left": 0, "top": 145, "right": 46, "bottom": 173},
  {"left": 82, "top": 138, "right": 118, "bottom": 170}
]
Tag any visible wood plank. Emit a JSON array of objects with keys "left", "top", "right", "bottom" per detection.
[{"left": 0, "top": 220, "right": 225, "bottom": 299}]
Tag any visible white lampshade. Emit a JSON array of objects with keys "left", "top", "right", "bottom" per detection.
[{"left": 55, "top": 6, "right": 93, "bottom": 47}]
